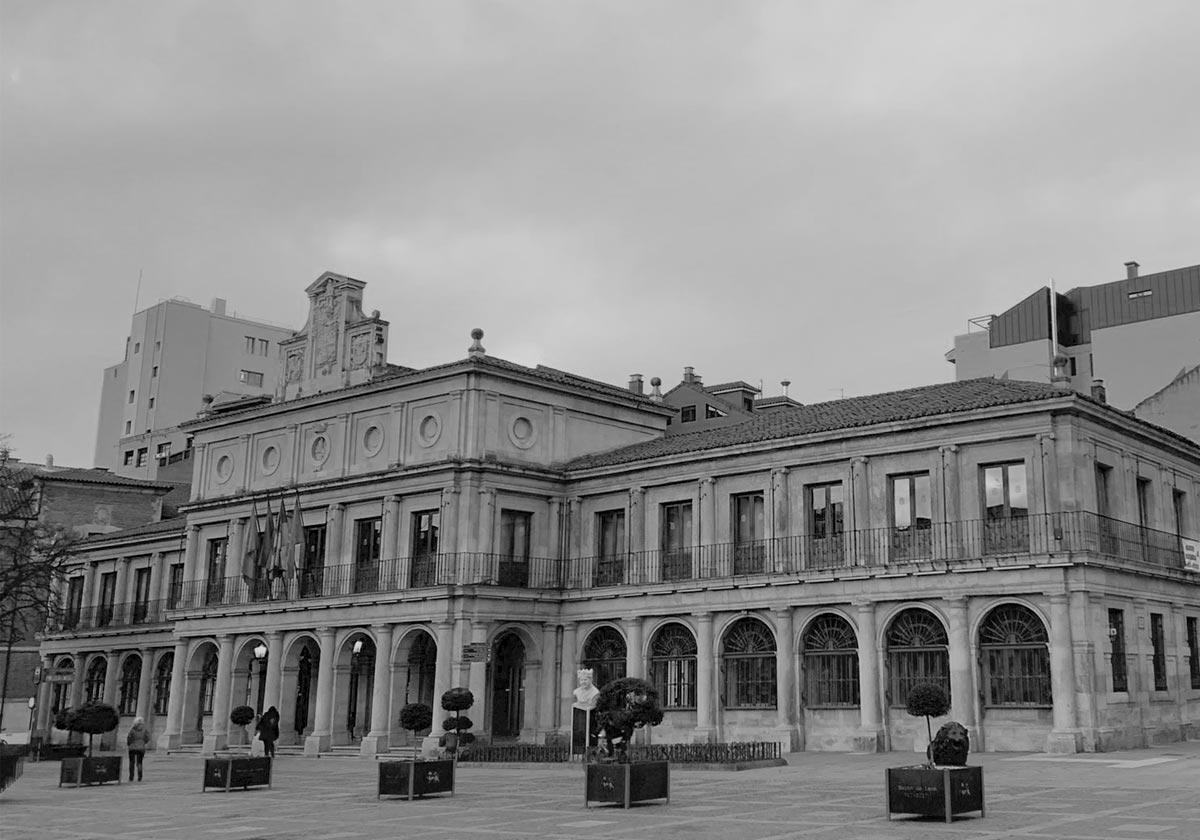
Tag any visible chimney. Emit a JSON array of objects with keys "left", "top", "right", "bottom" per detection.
[
  {"left": 683, "top": 366, "right": 695, "bottom": 384},
  {"left": 1090, "top": 379, "right": 1107, "bottom": 404},
  {"left": 45, "top": 453, "right": 54, "bottom": 467},
  {"left": 211, "top": 297, "right": 227, "bottom": 316},
  {"left": 1124, "top": 261, "right": 1139, "bottom": 280},
  {"left": 628, "top": 374, "right": 644, "bottom": 395}
]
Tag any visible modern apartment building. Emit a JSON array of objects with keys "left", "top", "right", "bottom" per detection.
[
  {"left": 94, "top": 297, "right": 296, "bottom": 479},
  {"left": 946, "top": 261, "right": 1200, "bottom": 410},
  {"left": 38, "top": 272, "right": 1200, "bottom": 760}
]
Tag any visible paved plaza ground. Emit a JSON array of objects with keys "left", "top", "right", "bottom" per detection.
[{"left": 3, "top": 741, "right": 1200, "bottom": 840}]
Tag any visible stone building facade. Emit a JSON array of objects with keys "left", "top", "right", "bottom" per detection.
[{"left": 37, "top": 275, "right": 1200, "bottom": 757}]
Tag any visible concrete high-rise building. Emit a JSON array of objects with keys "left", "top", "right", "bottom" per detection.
[
  {"left": 94, "top": 297, "right": 295, "bottom": 479},
  {"left": 946, "top": 261, "right": 1200, "bottom": 410}
]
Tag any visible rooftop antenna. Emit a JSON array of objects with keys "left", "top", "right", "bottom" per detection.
[{"left": 133, "top": 267, "right": 143, "bottom": 314}]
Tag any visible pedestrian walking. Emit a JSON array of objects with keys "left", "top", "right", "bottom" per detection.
[
  {"left": 126, "top": 717, "right": 151, "bottom": 781},
  {"left": 255, "top": 706, "right": 280, "bottom": 759}
]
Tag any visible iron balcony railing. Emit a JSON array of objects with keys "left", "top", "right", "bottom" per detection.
[
  {"left": 166, "top": 511, "right": 1192, "bottom": 612},
  {"left": 49, "top": 599, "right": 169, "bottom": 634}
]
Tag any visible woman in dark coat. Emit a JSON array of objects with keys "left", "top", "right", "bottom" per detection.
[{"left": 255, "top": 706, "right": 280, "bottom": 758}]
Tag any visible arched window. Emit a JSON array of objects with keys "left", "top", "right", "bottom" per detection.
[
  {"left": 581, "top": 626, "right": 626, "bottom": 690},
  {"left": 885, "top": 608, "right": 949, "bottom": 706},
  {"left": 198, "top": 651, "right": 218, "bottom": 716},
  {"left": 721, "top": 617, "right": 776, "bottom": 709},
  {"left": 979, "top": 604, "right": 1051, "bottom": 706},
  {"left": 295, "top": 646, "right": 314, "bottom": 735},
  {"left": 119, "top": 656, "right": 141, "bottom": 716},
  {"left": 85, "top": 656, "right": 108, "bottom": 703},
  {"left": 803, "top": 614, "right": 859, "bottom": 707},
  {"left": 51, "top": 656, "right": 74, "bottom": 713},
  {"left": 153, "top": 653, "right": 173, "bottom": 716},
  {"left": 649, "top": 623, "right": 697, "bottom": 708}
]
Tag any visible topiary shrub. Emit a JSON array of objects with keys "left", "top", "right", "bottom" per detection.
[
  {"left": 593, "top": 677, "right": 663, "bottom": 763},
  {"left": 905, "top": 683, "right": 951, "bottom": 766},
  {"left": 230, "top": 705, "right": 255, "bottom": 743},
  {"left": 439, "top": 688, "right": 474, "bottom": 757},
  {"left": 399, "top": 703, "right": 433, "bottom": 739},
  {"left": 56, "top": 702, "right": 119, "bottom": 757}
]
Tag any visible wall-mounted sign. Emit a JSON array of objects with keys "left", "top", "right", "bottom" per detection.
[{"left": 461, "top": 643, "right": 490, "bottom": 663}]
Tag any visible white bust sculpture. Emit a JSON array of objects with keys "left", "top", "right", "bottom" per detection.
[{"left": 572, "top": 668, "right": 600, "bottom": 710}]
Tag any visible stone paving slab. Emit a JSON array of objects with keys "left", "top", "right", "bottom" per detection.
[{"left": 2, "top": 742, "right": 1199, "bottom": 840}]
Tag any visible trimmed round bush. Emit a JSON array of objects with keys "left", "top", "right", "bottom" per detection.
[
  {"left": 58, "top": 701, "right": 119, "bottom": 756},
  {"left": 906, "top": 683, "right": 950, "bottom": 720},
  {"left": 441, "top": 715, "right": 473, "bottom": 733},
  {"left": 440, "top": 687, "right": 474, "bottom": 712},
  {"left": 399, "top": 702, "right": 433, "bottom": 734},
  {"left": 230, "top": 705, "right": 256, "bottom": 727}
]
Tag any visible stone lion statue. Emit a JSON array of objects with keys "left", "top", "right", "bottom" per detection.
[{"left": 929, "top": 721, "right": 970, "bottom": 766}]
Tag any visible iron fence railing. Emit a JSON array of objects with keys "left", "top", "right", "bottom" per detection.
[
  {"left": 624, "top": 741, "right": 782, "bottom": 764},
  {"left": 467, "top": 743, "right": 571, "bottom": 763},
  {"left": 50, "top": 599, "right": 169, "bottom": 633},
  {"left": 162, "top": 511, "right": 1191, "bottom": 612}
]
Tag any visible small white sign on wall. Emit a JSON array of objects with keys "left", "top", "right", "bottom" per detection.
[{"left": 1182, "top": 538, "right": 1200, "bottom": 572}]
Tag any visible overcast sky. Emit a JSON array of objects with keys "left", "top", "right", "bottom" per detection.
[{"left": 2, "top": 1, "right": 1198, "bottom": 468}]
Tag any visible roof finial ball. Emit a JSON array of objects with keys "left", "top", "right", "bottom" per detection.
[
  {"left": 649, "top": 376, "right": 663, "bottom": 402},
  {"left": 468, "top": 328, "right": 486, "bottom": 357}
]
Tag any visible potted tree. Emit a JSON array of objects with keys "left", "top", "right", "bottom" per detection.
[
  {"left": 378, "top": 694, "right": 462, "bottom": 800},
  {"left": 201, "top": 706, "right": 273, "bottom": 792},
  {"left": 57, "top": 702, "right": 123, "bottom": 787},
  {"left": 585, "top": 677, "right": 668, "bottom": 809},
  {"left": 440, "top": 687, "right": 476, "bottom": 759},
  {"left": 885, "top": 683, "right": 984, "bottom": 823}
]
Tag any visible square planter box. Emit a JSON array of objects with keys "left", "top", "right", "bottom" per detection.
[
  {"left": 59, "top": 755, "right": 123, "bottom": 788},
  {"left": 885, "top": 765, "right": 984, "bottom": 823},
  {"left": 202, "top": 756, "right": 273, "bottom": 792},
  {"left": 585, "top": 761, "right": 670, "bottom": 809},
  {"left": 378, "top": 758, "right": 455, "bottom": 800},
  {"left": 1, "top": 753, "right": 25, "bottom": 792}
]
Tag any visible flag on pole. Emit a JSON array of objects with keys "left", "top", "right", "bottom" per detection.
[
  {"left": 258, "top": 494, "right": 277, "bottom": 574},
  {"left": 271, "top": 495, "right": 287, "bottom": 574},
  {"left": 242, "top": 498, "right": 260, "bottom": 583}
]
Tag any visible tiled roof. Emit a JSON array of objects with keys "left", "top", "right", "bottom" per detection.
[
  {"left": 563, "top": 378, "right": 1076, "bottom": 470},
  {"left": 705, "top": 381, "right": 761, "bottom": 394},
  {"left": 77, "top": 517, "right": 187, "bottom": 546},
  {"left": 12, "top": 463, "right": 176, "bottom": 491}
]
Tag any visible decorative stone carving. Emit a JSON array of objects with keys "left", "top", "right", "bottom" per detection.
[
  {"left": 286, "top": 350, "right": 305, "bottom": 383},
  {"left": 349, "top": 332, "right": 369, "bottom": 369},
  {"left": 313, "top": 280, "right": 339, "bottom": 376}
]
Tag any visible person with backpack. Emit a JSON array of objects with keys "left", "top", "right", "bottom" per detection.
[
  {"left": 125, "top": 718, "right": 151, "bottom": 781},
  {"left": 255, "top": 706, "right": 280, "bottom": 759}
]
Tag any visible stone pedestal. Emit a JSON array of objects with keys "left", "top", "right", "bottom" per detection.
[
  {"left": 156, "top": 732, "right": 182, "bottom": 751},
  {"left": 359, "top": 734, "right": 388, "bottom": 757},
  {"left": 690, "top": 726, "right": 716, "bottom": 744},
  {"left": 774, "top": 724, "right": 800, "bottom": 753},
  {"left": 202, "top": 733, "right": 228, "bottom": 754},
  {"left": 852, "top": 728, "right": 884, "bottom": 753},
  {"left": 303, "top": 733, "right": 330, "bottom": 756},
  {"left": 1045, "top": 729, "right": 1081, "bottom": 754}
]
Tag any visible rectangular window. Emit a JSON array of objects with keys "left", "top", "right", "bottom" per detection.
[
  {"left": 661, "top": 501, "right": 693, "bottom": 581},
  {"left": 98, "top": 572, "right": 117, "bottom": 627},
  {"left": 353, "top": 517, "right": 382, "bottom": 593},
  {"left": 1109, "top": 608, "right": 1127, "bottom": 692},
  {"left": 680, "top": 405, "right": 696, "bottom": 423},
  {"left": 154, "top": 341, "right": 160, "bottom": 352},
  {"left": 498, "top": 510, "right": 531, "bottom": 587},
  {"left": 156, "top": 442, "right": 171, "bottom": 464},
  {"left": 65, "top": 577, "right": 84, "bottom": 629},
  {"left": 704, "top": 404, "right": 725, "bottom": 419},
  {"left": 594, "top": 509, "right": 626, "bottom": 587},
  {"left": 151, "top": 365, "right": 158, "bottom": 378},
  {"left": 133, "top": 342, "right": 140, "bottom": 353},
  {"left": 136, "top": 448, "right": 148, "bottom": 468},
  {"left": 410, "top": 510, "right": 439, "bottom": 587},
  {"left": 807, "top": 482, "right": 844, "bottom": 568},
  {"left": 123, "top": 450, "right": 135, "bottom": 466},
  {"left": 132, "top": 566, "right": 153, "bottom": 623},
  {"left": 148, "top": 397, "right": 155, "bottom": 409},
  {"left": 890, "top": 472, "right": 932, "bottom": 559},
  {"left": 245, "top": 336, "right": 256, "bottom": 354},
  {"left": 1096, "top": 464, "right": 1119, "bottom": 554},
  {"left": 300, "top": 524, "right": 327, "bottom": 596},
  {"left": 1137, "top": 478, "right": 1153, "bottom": 530},
  {"left": 1151, "top": 612, "right": 1168, "bottom": 691},
  {"left": 982, "top": 462, "right": 1029, "bottom": 553},
  {"left": 1069, "top": 356, "right": 1077, "bottom": 376},
  {"left": 128, "top": 390, "right": 135, "bottom": 403},
  {"left": 1188, "top": 617, "right": 1200, "bottom": 690},
  {"left": 205, "top": 537, "right": 228, "bottom": 605},
  {"left": 124, "top": 420, "right": 132, "bottom": 435},
  {"left": 731, "top": 492, "right": 765, "bottom": 574},
  {"left": 258, "top": 338, "right": 269, "bottom": 355},
  {"left": 239, "top": 370, "right": 264, "bottom": 387},
  {"left": 167, "top": 563, "right": 184, "bottom": 609}
]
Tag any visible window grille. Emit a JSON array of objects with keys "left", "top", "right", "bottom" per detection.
[
  {"left": 721, "top": 617, "right": 776, "bottom": 709},
  {"left": 979, "top": 604, "right": 1050, "bottom": 706},
  {"left": 803, "top": 614, "right": 859, "bottom": 707},
  {"left": 649, "top": 623, "right": 697, "bottom": 708}
]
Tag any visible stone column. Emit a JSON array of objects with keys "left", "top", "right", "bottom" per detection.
[
  {"left": 325, "top": 503, "right": 345, "bottom": 569},
  {"left": 945, "top": 597, "right": 976, "bottom": 741},
  {"left": 538, "top": 622, "right": 560, "bottom": 738},
  {"left": 204, "top": 634, "right": 236, "bottom": 753},
  {"left": 694, "top": 612, "right": 716, "bottom": 743},
  {"left": 262, "top": 631, "right": 284, "bottom": 713},
  {"left": 850, "top": 457, "right": 871, "bottom": 566},
  {"left": 181, "top": 525, "right": 201, "bottom": 606},
  {"left": 625, "top": 615, "right": 645, "bottom": 679},
  {"left": 114, "top": 557, "right": 131, "bottom": 624},
  {"left": 559, "top": 622, "right": 578, "bottom": 724},
  {"left": 478, "top": 487, "right": 496, "bottom": 554},
  {"left": 855, "top": 601, "right": 883, "bottom": 751},
  {"left": 151, "top": 552, "right": 168, "bottom": 608},
  {"left": 1046, "top": 593, "right": 1081, "bottom": 753},
  {"left": 431, "top": 621, "right": 455, "bottom": 724},
  {"left": 362, "top": 623, "right": 394, "bottom": 756},
  {"left": 101, "top": 650, "right": 119, "bottom": 707},
  {"left": 68, "top": 650, "right": 86, "bottom": 709},
  {"left": 937, "top": 445, "right": 960, "bottom": 558},
  {"left": 773, "top": 607, "right": 798, "bottom": 750},
  {"left": 771, "top": 468, "right": 789, "bottom": 571},
  {"left": 466, "top": 620, "right": 489, "bottom": 721},
  {"left": 134, "top": 647, "right": 155, "bottom": 722},
  {"left": 80, "top": 561, "right": 96, "bottom": 614},
  {"left": 157, "top": 638, "right": 190, "bottom": 750},
  {"left": 228, "top": 518, "right": 245, "bottom": 597},
  {"left": 304, "top": 627, "right": 337, "bottom": 755},
  {"left": 629, "top": 487, "right": 646, "bottom": 577},
  {"left": 35, "top": 655, "right": 54, "bottom": 735},
  {"left": 699, "top": 477, "right": 716, "bottom": 577}
]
